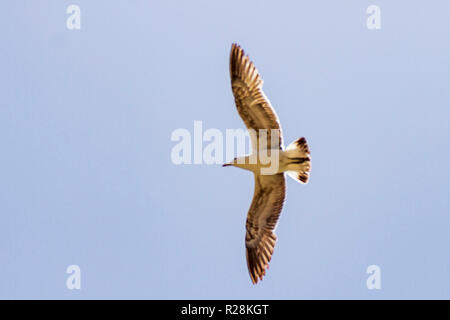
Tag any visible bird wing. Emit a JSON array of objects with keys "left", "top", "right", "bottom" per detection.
[
  {"left": 245, "top": 173, "right": 286, "bottom": 284},
  {"left": 230, "top": 44, "right": 284, "bottom": 151}
]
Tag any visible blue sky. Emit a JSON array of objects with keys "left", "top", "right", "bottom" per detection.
[{"left": 0, "top": 1, "right": 449, "bottom": 299}]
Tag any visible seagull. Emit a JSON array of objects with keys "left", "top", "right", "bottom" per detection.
[{"left": 223, "top": 44, "right": 311, "bottom": 284}]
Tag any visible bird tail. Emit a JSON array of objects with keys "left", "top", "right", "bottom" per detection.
[{"left": 284, "top": 137, "right": 311, "bottom": 184}]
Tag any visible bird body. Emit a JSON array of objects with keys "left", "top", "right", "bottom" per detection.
[
  {"left": 224, "top": 145, "right": 310, "bottom": 177},
  {"left": 224, "top": 44, "right": 311, "bottom": 284}
]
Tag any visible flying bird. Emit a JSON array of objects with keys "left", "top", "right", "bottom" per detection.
[{"left": 223, "top": 44, "right": 311, "bottom": 284}]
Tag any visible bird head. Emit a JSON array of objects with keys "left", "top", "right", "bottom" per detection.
[
  {"left": 222, "top": 157, "right": 237, "bottom": 167},
  {"left": 222, "top": 158, "right": 238, "bottom": 167}
]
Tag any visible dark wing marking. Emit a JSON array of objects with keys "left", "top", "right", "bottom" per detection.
[
  {"left": 230, "top": 43, "right": 283, "bottom": 150},
  {"left": 245, "top": 173, "right": 286, "bottom": 284}
]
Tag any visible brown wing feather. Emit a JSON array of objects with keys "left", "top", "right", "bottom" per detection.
[
  {"left": 230, "top": 44, "right": 283, "bottom": 150},
  {"left": 245, "top": 174, "right": 286, "bottom": 284}
]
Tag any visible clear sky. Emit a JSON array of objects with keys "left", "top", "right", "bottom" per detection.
[{"left": 0, "top": 1, "right": 449, "bottom": 299}]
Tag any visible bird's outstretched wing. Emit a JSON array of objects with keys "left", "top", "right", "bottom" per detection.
[
  {"left": 245, "top": 173, "right": 286, "bottom": 284},
  {"left": 230, "top": 44, "right": 283, "bottom": 150}
]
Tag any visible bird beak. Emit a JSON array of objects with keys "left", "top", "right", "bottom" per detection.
[{"left": 222, "top": 163, "right": 231, "bottom": 167}]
